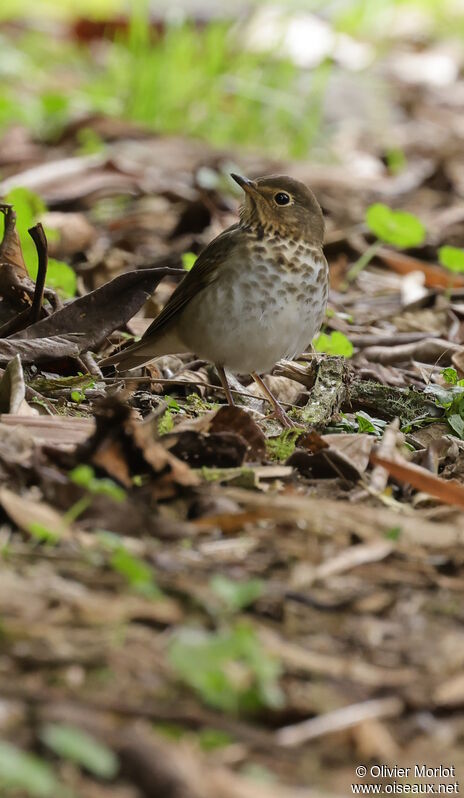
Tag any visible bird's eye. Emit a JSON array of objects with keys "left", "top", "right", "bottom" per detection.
[{"left": 274, "top": 192, "right": 290, "bottom": 206}]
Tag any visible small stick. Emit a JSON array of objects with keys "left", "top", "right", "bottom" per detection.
[
  {"left": 99, "top": 375, "right": 296, "bottom": 408},
  {"left": 276, "top": 696, "right": 403, "bottom": 747},
  {"left": 28, "top": 223, "right": 48, "bottom": 324},
  {"left": 345, "top": 239, "right": 381, "bottom": 284},
  {"left": 0, "top": 308, "right": 33, "bottom": 338}
]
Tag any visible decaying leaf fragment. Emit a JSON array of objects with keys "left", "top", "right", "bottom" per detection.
[
  {"left": 73, "top": 396, "right": 198, "bottom": 499},
  {"left": 0, "top": 204, "right": 35, "bottom": 327},
  {"left": 0, "top": 355, "right": 36, "bottom": 415},
  {"left": 164, "top": 405, "right": 266, "bottom": 467}
]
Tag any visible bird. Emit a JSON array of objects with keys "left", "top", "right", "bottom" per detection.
[{"left": 100, "top": 173, "right": 328, "bottom": 427}]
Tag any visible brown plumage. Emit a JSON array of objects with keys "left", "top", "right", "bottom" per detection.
[{"left": 100, "top": 174, "right": 328, "bottom": 426}]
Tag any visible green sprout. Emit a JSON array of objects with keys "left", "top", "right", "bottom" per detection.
[
  {"left": 40, "top": 724, "right": 118, "bottom": 780},
  {"left": 0, "top": 742, "right": 62, "bottom": 798},
  {"left": 438, "top": 245, "right": 464, "bottom": 274},
  {"left": 66, "top": 465, "right": 126, "bottom": 523},
  {"left": 157, "top": 396, "right": 181, "bottom": 435},
  {"left": 355, "top": 411, "right": 387, "bottom": 436},
  {"left": 425, "top": 381, "right": 464, "bottom": 440},
  {"left": 347, "top": 203, "right": 426, "bottom": 282},
  {"left": 265, "top": 428, "right": 301, "bottom": 461},
  {"left": 70, "top": 389, "right": 85, "bottom": 404},
  {"left": 97, "top": 531, "right": 161, "bottom": 598},
  {"left": 210, "top": 574, "right": 264, "bottom": 613},
  {"left": 169, "top": 623, "right": 284, "bottom": 714},
  {"left": 313, "top": 330, "right": 354, "bottom": 357},
  {"left": 385, "top": 148, "right": 407, "bottom": 175},
  {"left": 441, "top": 367, "right": 464, "bottom": 387},
  {"left": 182, "top": 251, "right": 197, "bottom": 271}
]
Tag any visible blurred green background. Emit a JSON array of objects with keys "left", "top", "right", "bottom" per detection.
[{"left": 0, "top": 0, "right": 463, "bottom": 159}]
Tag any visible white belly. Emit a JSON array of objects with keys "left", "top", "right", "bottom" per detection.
[{"left": 179, "top": 250, "right": 327, "bottom": 374}]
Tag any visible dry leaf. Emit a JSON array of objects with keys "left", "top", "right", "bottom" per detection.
[
  {"left": 0, "top": 486, "right": 71, "bottom": 539},
  {"left": 371, "top": 452, "right": 464, "bottom": 510}
]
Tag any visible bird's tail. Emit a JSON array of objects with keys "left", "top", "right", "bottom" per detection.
[{"left": 99, "top": 329, "right": 187, "bottom": 371}]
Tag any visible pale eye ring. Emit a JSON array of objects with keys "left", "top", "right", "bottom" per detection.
[{"left": 274, "top": 192, "right": 290, "bottom": 206}]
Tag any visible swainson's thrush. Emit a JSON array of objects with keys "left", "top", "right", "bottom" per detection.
[{"left": 101, "top": 174, "right": 328, "bottom": 426}]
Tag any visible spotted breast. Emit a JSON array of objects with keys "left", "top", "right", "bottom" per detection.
[{"left": 178, "top": 230, "right": 328, "bottom": 374}]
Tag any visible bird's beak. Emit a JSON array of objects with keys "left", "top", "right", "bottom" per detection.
[{"left": 231, "top": 173, "right": 258, "bottom": 196}]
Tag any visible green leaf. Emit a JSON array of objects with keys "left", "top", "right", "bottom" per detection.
[
  {"left": 197, "top": 729, "right": 233, "bottom": 751},
  {"left": 324, "top": 414, "right": 357, "bottom": 434},
  {"left": 355, "top": 411, "right": 386, "bottom": 436},
  {"left": 69, "top": 464, "right": 94, "bottom": 489},
  {"left": 0, "top": 742, "right": 60, "bottom": 797},
  {"left": 447, "top": 413, "right": 464, "bottom": 439},
  {"left": 2, "top": 187, "right": 45, "bottom": 269},
  {"left": 166, "top": 396, "right": 181, "bottom": 411},
  {"left": 442, "top": 367, "right": 458, "bottom": 385},
  {"left": 29, "top": 374, "right": 95, "bottom": 394},
  {"left": 210, "top": 575, "right": 263, "bottom": 612},
  {"left": 41, "top": 723, "right": 118, "bottom": 780},
  {"left": 110, "top": 547, "right": 161, "bottom": 597},
  {"left": 424, "top": 383, "right": 455, "bottom": 408},
  {"left": 5, "top": 186, "right": 46, "bottom": 226},
  {"left": 2, "top": 188, "right": 76, "bottom": 297},
  {"left": 40, "top": 91, "right": 69, "bottom": 117},
  {"left": 438, "top": 245, "right": 464, "bottom": 274},
  {"left": 313, "top": 331, "right": 354, "bottom": 357},
  {"left": 69, "top": 465, "right": 126, "bottom": 502},
  {"left": 366, "top": 203, "right": 426, "bottom": 248},
  {"left": 46, "top": 258, "right": 77, "bottom": 299},
  {"left": 75, "top": 126, "right": 105, "bottom": 156},
  {"left": 89, "top": 477, "right": 126, "bottom": 502},
  {"left": 28, "top": 522, "right": 60, "bottom": 544},
  {"left": 356, "top": 413, "right": 376, "bottom": 434},
  {"left": 169, "top": 623, "right": 284, "bottom": 714},
  {"left": 385, "top": 148, "right": 406, "bottom": 176},
  {"left": 158, "top": 409, "right": 174, "bottom": 435},
  {"left": 182, "top": 252, "right": 197, "bottom": 271},
  {"left": 385, "top": 526, "right": 402, "bottom": 541},
  {"left": 153, "top": 722, "right": 186, "bottom": 741},
  {"left": 71, "top": 389, "right": 84, "bottom": 403},
  {"left": 265, "top": 428, "right": 300, "bottom": 461}
]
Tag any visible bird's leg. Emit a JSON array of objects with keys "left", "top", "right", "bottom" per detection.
[
  {"left": 250, "top": 372, "right": 294, "bottom": 428},
  {"left": 216, "top": 364, "right": 235, "bottom": 406}
]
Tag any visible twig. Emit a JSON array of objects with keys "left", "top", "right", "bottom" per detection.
[
  {"left": 101, "top": 376, "right": 296, "bottom": 407},
  {"left": 28, "top": 223, "right": 48, "bottom": 324},
  {"left": 77, "top": 352, "right": 103, "bottom": 377},
  {"left": 0, "top": 308, "right": 34, "bottom": 338},
  {"left": 0, "top": 680, "right": 274, "bottom": 751},
  {"left": 361, "top": 337, "right": 461, "bottom": 366},
  {"left": 24, "top": 387, "right": 56, "bottom": 413},
  {"left": 276, "top": 697, "right": 403, "bottom": 747},
  {"left": 345, "top": 240, "right": 381, "bottom": 283}
]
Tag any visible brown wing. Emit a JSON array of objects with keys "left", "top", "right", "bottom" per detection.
[{"left": 141, "top": 223, "right": 240, "bottom": 342}]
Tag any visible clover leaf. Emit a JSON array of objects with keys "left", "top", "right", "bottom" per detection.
[
  {"left": 438, "top": 245, "right": 464, "bottom": 274},
  {"left": 313, "top": 331, "right": 354, "bottom": 357},
  {"left": 366, "top": 203, "right": 425, "bottom": 248}
]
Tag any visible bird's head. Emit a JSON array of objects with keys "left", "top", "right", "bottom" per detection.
[{"left": 232, "top": 173, "right": 324, "bottom": 245}]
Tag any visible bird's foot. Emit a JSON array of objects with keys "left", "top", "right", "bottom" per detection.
[
  {"left": 264, "top": 408, "right": 300, "bottom": 429},
  {"left": 250, "top": 373, "right": 304, "bottom": 429}
]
